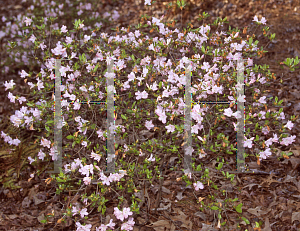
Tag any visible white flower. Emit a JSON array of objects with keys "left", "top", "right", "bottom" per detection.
[
  {"left": 9, "top": 138, "right": 21, "bottom": 146},
  {"left": 4, "top": 79, "right": 15, "bottom": 90},
  {"left": 237, "top": 94, "right": 246, "bottom": 103},
  {"left": 91, "top": 151, "right": 101, "bottom": 162},
  {"left": 145, "top": 0, "right": 151, "bottom": 5},
  {"left": 147, "top": 154, "right": 155, "bottom": 162},
  {"left": 28, "top": 156, "right": 35, "bottom": 164},
  {"left": 83, "top": 34, "right": 91, "bottom": 43},
  {"left": 261, "top": 17, "right": 267, "bottom": 25},
  {"left": 185, "top": 146, "right": 194, "bottom": 156},
  {"left": 40, "top": 42, "right": 47, "bottom": 50},
  {"left": 29, "top": 34, "right": 36, "bottom": 43},
  {"left": 38, "top": 150, "right": 45, "bottom": 160}
]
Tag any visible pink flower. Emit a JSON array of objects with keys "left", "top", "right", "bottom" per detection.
[
  {"left": 38, "top": 150, "right": 45, "bottom": 160},
  {"left": 261, "top": 17, "right": 267, "bottom": 25},
  {"left": 91, "top": 151, "right": 101, "bottom": 162},
  {"left": 107, "top": 219, "right": 116, "bottom": 229},
  {"left": 51, "top": 41, "right": 67, "bottom": 57},
  {"left": 40, "top": 42, "right": 47, "bottom": 50},
  {"left": 122, "top": 207, "right": 133, "bottom": 219},
  {"left": 83, "top": 34, "right": 91, "bottom": 43},
  {"left": 135, "top": 90, "right": 148, "bottom": 100},
  {"left": 193, "top": 181, "right": 204, "bottom": 191},
  {"left": 79, "top": 208, "right": 88, "bottom": 218},
  {"left": 185, "top": 146, "right": 194, "bottom": 156},
  {"left": 259, "top": 148, "right": 272, "bottom": 160},
  {"left": 20, "top": 70, "right": 29, "bottom": 78},
  {"left": 284, "top": 121, "right": 294, "bottom": 130},
  {"left": 144, "top": 0, "right": 151, "bottom": 5},
  {"left": 147, "top": 154, "right": 155, "bottom": 162},
  {"left": 61, "top": 25, "right": 68, "bottom": 33},
  {"left": 272, "top": 133, "right": 279, "bottom": 143},
  {"left": 29, "top": 34, "right": 36, "bottom": 43},
  {"left": 28, "top": 156, "right": 35, "bottom": 164},
  {"left": 76, "top": 222, "right": 92, "bottom": 231},
  {"left": 83, "top": 177, "right": 91, "bottom": 185},
  {"left": 41, "top": 137, "right": 51, "bottom": 148},
  {"left": 114, "top": 207, "right": 124, "bottom": 221},
  {"left": 7, "top": 92, "right": 16, "bottom": 103},
  {"left": 224, "top": 108, "right": 233, "bottom": 117},
  {"left": 23, "top": 17, "right": 32, "bottom": 26},
  {"left": 4, "top": 79, "right": 15, "bottom": 90},
  {"left": 165, "top": 124, "right": 175, "bottom": 133},
  {"left": 121, "top": 217, "right": 135, "bottom": 230},
  {"left": 66, "top": 36, "right": 73, "bottom": 45},
  {"left": 244, "top": 137, "right": 254, "bottom": 148},
  {"left": 280, "top": 135, "right": 296, "bottom": 146},
  {"left": 145, "top": 120, "right": 154, "bottom": 130},
  {"left": 96, "top": 225, "right": 107, "bottom": 231}
]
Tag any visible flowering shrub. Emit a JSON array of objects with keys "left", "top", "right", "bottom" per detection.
[{"left": 1, "top": 0, "right": 298, "bottom": 229}]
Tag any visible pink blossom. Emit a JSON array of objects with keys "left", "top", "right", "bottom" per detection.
[
  {"left": 7, "top": 92, "right": 16, "bottom": 103},
  {"left": 61, "top": 25, "right": 68, "bottom": 33},
  {"left": 41, "top": 137, "right": 51, "bottom": 148},
  {"left": 280, "top": 135, "right": 296, "bottom": 146},
  {"left": 284, "top": 121, "right": 294, "bottom": 130},
  {"left": 135, "top": 90, "right": 148, "bottom": 100},
  {"left": 4, "top": 79, "right": 15, "bottom": 90},
  {"left": 165, "top": 124, "right": 175, "bottom": 133},
  {"left": 20, "top": 70, "right": 29, "bottom": 78},
  {"left": 145, "top": 120, "right": 154, "bottom": 130},
  {"left": 244, "top": 137, "right": 254, "bottom": 148},
  {"left": 29, "top": 34, "right": 36, "bottom": 43},
  {"left": 79, "top": 208, "right": 88, "bottom": 218},
  {"left": 144, "top": 0, "right": 151, "bottom": 5},
  {"left": 193, "top": 181, "right": 204, "bottom": 191},
  {"left": 23, "top": 17, "right": 32, "bottom": 26}
]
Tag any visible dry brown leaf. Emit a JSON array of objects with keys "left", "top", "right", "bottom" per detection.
[
  {"left": 247, "top": 206, "right": 271, "bottom": 217},
  {"left": 292, "top": 211, "right": 300, "bottom": 223},
  {"left": 172, "top": 208, "right": 193, "bottom": 230},
  {"left": 146, "top": 220, "right": 171, "bottom": 231},
  {"left": 261, "top": 217, "right": 272, "bottom": 231}
]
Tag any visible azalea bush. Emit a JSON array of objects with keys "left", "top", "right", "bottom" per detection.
[{"left": 1, "top": 0, "right": 298, "bottom": 230}]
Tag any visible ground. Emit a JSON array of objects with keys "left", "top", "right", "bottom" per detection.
[{"left": 0, "top": 0, "right": 300, "bottom": 230}]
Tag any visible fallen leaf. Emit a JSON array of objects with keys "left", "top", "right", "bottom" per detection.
[
  {"left": 247, "top": 206, "right": 271, "bottom": 217},
  {"left": 292, "top": 211, "right": 300, "bottom": 223},
  {"left": 261, "top": 217, "right": 272, "bottom": 231},
  {"left": 146, "top": 220, "right": 171, "bottom": 231}
]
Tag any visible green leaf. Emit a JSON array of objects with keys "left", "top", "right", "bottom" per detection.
[
  {"left": 211, "top": 206, "right": 219, "bottom": 210},
  {"left": 235, "top": 203, "right": 243, "bottom": 213},
  {"left": 241, "top": 217, "right": 250, "bottom": 224},
  {"left": 66, "top": 135, "right": 73, "bottom": 139}
]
